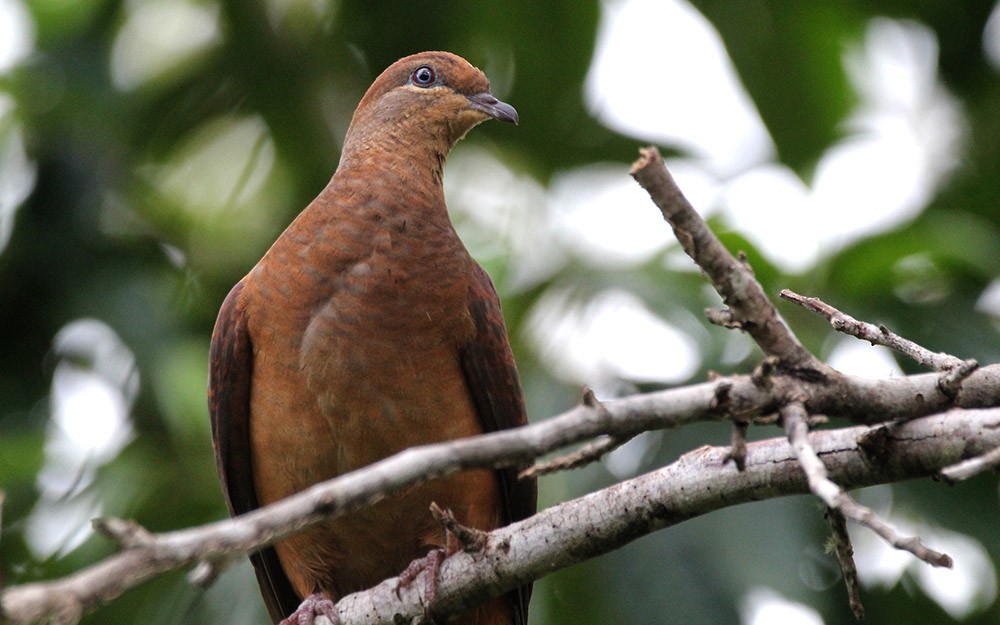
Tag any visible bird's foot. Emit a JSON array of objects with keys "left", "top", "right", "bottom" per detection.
[
  {"left": 278, "top": 593, "right": 339, "bottom": 625},
  {"left": 396, "top": 547, "right": 446, "bottom": 622}
]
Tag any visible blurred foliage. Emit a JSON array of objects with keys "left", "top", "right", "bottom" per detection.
[{"left": 2, "top": 1, "right": 1000, "bottom": 624}]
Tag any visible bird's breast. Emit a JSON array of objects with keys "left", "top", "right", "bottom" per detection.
[
  {"left": 246, "top": 207, "right": 480, "bottom": 477},
  {"left": 298, "top": 253, "right": 477, "bottom": 467}
]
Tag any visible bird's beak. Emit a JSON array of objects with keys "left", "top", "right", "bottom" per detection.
[{"left": 467, "top": 92, "right": 519, "bottom": 125}]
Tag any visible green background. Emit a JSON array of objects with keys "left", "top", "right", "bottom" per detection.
[{"left": 2, "top": 1, "right": 1000, "bottom": 624}]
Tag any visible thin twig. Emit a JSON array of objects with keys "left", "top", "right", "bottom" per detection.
[
  {"left": 781, "top": 402, "right": 952, "bottom": 568},
  {"left": 630, "top": 147, "right": 824, "bottom": 376},
  {"left": 92, "top": 518, "right": 154, "bottom": 549},
  {"left": 827, "top": 508, "right": 865, "bottom": 621},
  {"left": 779, "top": 290, "right": 969, "bottom": 372},
  {"left": 705, "top": 307, "right": 743, "bottom": 330},
  {"left": 186, "top": 560, "right": 225, "bottom": 588},
  {"left": 938, "top": 359, "right": 981, "bottom": 398},
  {"left": 939, "top": 446, "right": 1000, "bottom": 483},
  {"left": 520, "top": 388, "right": 627, "bottom": 477},
  {"left": 726, "top": 421, "right": 749, "bottom": 471},
  {"left": 520, "top": 435, "right": 625, "bottom": 478}
]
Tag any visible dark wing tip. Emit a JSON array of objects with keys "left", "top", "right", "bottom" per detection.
[
  {"left": 459, "top": 264, "right": 536, "bottom": 624},
  {"left": 209, "top": 281, "right": 302, "bottom": 623}
]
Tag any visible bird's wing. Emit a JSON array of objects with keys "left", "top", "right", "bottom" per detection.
[
  {"left": 208, "top": 280, "right": 301, "bottom": 624},
  {"left": 460, "top": 264, "right": 537, "bottom": 625}
]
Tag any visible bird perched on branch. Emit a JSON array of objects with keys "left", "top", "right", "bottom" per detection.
[{"left": 208, "top": 51, "right": 536, "bottom": 625}]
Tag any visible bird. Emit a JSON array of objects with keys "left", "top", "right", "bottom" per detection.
[{"left": 208, "top": 51, "right": 536, "bottom": 625}]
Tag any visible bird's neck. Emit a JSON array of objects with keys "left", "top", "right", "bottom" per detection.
[
  {"left": 337, "top": 112, "right": 459, "bottom": 188},
  {"left": 337, "top": 142, "right": 448, "bottom": 194},
  {"left": 312, "top": 127, "right": 462, "bottom": 254}
]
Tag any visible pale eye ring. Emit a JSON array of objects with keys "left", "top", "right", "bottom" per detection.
[{"left": 411, "top": 65, "right": 436, "bottom": 87}]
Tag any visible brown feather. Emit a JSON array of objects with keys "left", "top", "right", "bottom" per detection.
[
  {"left": 208, "top": 281, "right": 301, "bottom": 620},
  {"left": 208, "top": 51, "right": 534, "bottom": 625},
  {"left": 460, "top": 264, "right": 536, "bottom": 623}
]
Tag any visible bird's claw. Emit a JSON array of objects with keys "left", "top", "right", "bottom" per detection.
[
  {"left": 396, "top": 548, "right": 446, "bottom": 622},
  {"left": 278, "top": 592, "right": 339, "bottom": 625}
]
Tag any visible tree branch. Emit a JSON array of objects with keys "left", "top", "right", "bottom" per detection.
[
  {"left": 826, "top": 508, "right": 865, "bottom": 620},
  {"left": 781, "top": 402, "right": 951, "bottom": 567},
  {"left": 938, "top": 445, "right": 1000, "bottom": 483},
  {"left": 779, "top": 289, "right": 971, "bottom": 372},
  {"left": 4, "top": 407, "right": 998, "bottom": 625},
  {"left": 630, "top": 147, "right": 824, "bottom": 376},
  {"left": 324, "top": 408, "right": 1000, "bottom": 625}
]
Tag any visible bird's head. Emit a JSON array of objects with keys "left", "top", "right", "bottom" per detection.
[{"left": 341, "top": 52, "right": 517, "bottom": 164}]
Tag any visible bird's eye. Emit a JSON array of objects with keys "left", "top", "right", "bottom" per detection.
[{"left": 411, "top": 65, "right": 436, "bottom": 87}]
